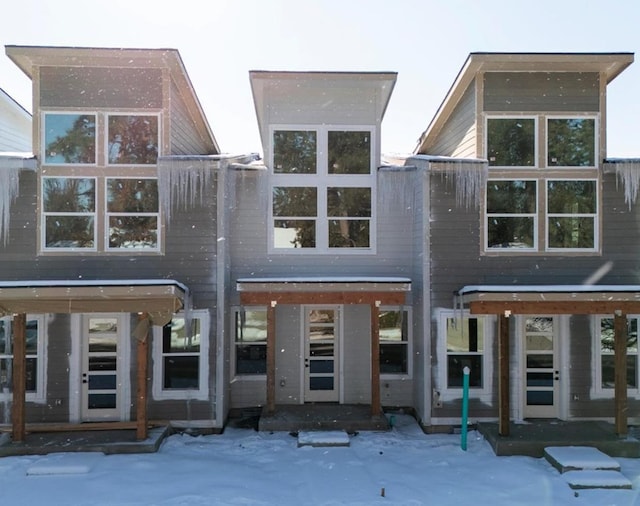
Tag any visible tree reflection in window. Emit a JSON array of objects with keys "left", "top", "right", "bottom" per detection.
[
  {"left": 108, "top": 115, "right": 158, "bottom": 165},
  {"left": 107, "top": 178, "right": 159, "bottom": 249},
  {"left": 43, "top": 177, "right": 96, "bottom": 248},
  {"left": 44, "top": 114, "right": 96, "bottom": 164}
]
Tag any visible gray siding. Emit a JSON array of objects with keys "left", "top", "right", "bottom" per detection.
[
  {"left": 427, "top": 82, "right": 477, "bottom": 157},
  {"left": 169, "top": 79, "right": 211, "bottom": 155},
  {"left": 39, "top": 67, "right": 163, "bottom": 109},
  {"left": 483, "top": 72, "right": 600, "bottom": 112}
]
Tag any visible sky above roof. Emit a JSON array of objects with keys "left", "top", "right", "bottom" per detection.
[{"left": 1, "top": 0, "right": 638, "bottom": 157}]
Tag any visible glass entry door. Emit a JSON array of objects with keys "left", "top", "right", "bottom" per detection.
[
  {"left": 523, "top": 316, "right": 559, "bottom": 418},
  {"left": 304, "top": 307, "right": 340, "bottom": 402},
  {"left": 81, "top": 314, "right": 125, "bottom": 421}
]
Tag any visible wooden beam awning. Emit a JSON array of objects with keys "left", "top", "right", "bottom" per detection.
[
  {"left": 0, "top": 279, "right": 188, "bottom": 326},
  {"left": 458, "top": 285, "right": 640, "bottom": 315},
  {"left": 237, "top": 277, "right": 411, "bottom": 305}
]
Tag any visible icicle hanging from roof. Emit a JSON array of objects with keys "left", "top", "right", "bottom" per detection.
[
  {"left": 0, "top": 166, "right": 20, "bottom": 245},
  {"left": 606, "top": 159, "right": 640, "bottom": 209},
  {"left": 157, "top": 157, "right": 215, "bottom": 224},
  {"left": 429, "top": 159, "right": 488, "bottom": 208},
  {"left": 378, "top": 165, "right": 418, "bottom": 215}
]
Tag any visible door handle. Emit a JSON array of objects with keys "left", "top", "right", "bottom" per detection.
[
  {"left": 304, "top": 358, "right": 309, "bottom": 368},
  {"left": 554, "top": 370, "right": 559, "bottom": 381}
]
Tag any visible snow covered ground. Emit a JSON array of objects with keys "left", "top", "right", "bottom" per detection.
[{"left": 1, "top": 414, "right": 640, "bottom": 505}]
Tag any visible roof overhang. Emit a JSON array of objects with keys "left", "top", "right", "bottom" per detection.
[
  {"left": 415, "top": 52, "right": 635, "bottom": 154},
  {"left": 458, "top": 285, "right": 640, "bottom": 315},
  {"left": 0, "top": 153, "right": 36, "bottom": 170},
  {"left": 237, "top": 277, "right": 411, "bottom": 305},
  {"left": 5, "top": 45, "right": 219, "bottom": 154},
  {"left": 0, "top": 279, "right": 188, "bottom": 325}
]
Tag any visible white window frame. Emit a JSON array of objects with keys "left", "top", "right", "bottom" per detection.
[
  {"left": 231, "top": 306, "right": 267, "bottom": 380},
  {"left": 485, "top": 178, "right": 538, "bottom": 252},
  {"left": 39, "top": 110, "right": 162, "bottom": 255},
  {"left": 42, "top": 111, "right": 98, "bottom": 166},
  {"left": 0, "top": 314, "right": 47, "bottom": 403},
  {"left": 152, "top": 309, "right": 209, "bottom": 401},
  {"left": 436, "top": 309, "right": 493, "bottom": 402},
  {"left": 380, "top": 306, "right": 412, "bottom": 379},
  {"left": 268, "top": 124, "right": 377, "bottom": 255},
  {"left": 591, "top": 315, "right": 640, "bottom": 399},
  {"left": 485, "top": 115, "right": 538, "bottom": 169},
  {"left": 545, "top": 115, "right": 598, "bottom": 169},
  {"left": 104, "top": 176, "right": 161, "bottom": 253},
  {"left": 545, "top": 178, "right": 598, "bottom": 253}
]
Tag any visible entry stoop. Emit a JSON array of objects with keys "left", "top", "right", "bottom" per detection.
[
  {"left": 297, "top": 430, "right": 350, "bottom": 448},
  {"left": 544, "top": 446, "right": 632, "bottom": 490}
]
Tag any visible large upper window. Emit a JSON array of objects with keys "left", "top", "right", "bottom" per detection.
[
  {"left": 41, "top": 112, "right": 161, "bottom": 254},
  {"left": 152, "top": 311, "right": 209, "bottom": 400},
  {"left": 0, "top": 316, "right": 46, "bottom": 402},
  {"left": 270, "top": 126, "right": 375, "bottom": 253},
  {"left": 484, "top": 115, "right": 599, "bottom": 253},
  {"left": 594, "top": 316, "right": 638, "bottom": 394}
]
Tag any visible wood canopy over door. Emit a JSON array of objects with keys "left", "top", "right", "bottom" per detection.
[
  {"left": 237, "top": 278, "right": 411, "bottom": 417},
  {"left": 458, "top": 285, "right": 640, "bottom": 437},
  {"left": 2, "top": 280, "right": 187, "bottom": 442}
]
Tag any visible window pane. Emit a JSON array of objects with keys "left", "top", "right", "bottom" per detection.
[
  {"left": 379, "top": 311, "right": 408, "bottom": 343},
  {"left": 547, "top": 181, "right": 596, "bottom": 214},
  {"left": 447, "top": 355, "right": 482, "bottom": 387},
  {"left": 43, "top": 178, "right": 95, "bottom": 212},
  {"left": 380, "top": 344, "right": 408, "bottom": 374},
  {"left": 25, "top": 319, "right": 38, "bottom": 355},
  {"left": 163, "top": 319, "right": 201, "bottom": 354},
  {"left": 273, "top": 187, "right": 317, "bottom": 217},
  {"left": 487, "top": 118, "right": 535, "bottom": 167},
  {"left": 328, "top": 131, "right": 371, "bottom": 174},
  {"left": 0, "top": 321, "right": 7, "bottom": 354},
  {"left": 329, "top": 219, "right": 369, "bottom": 248},
  {"left": 107, "top": 179, "right": 159, "bottom": 213},
  {"left": 273, "top": 130, "right": 317, "bottom": 174},
  {"left": 547, "top": 118, "right": 595, "bottom": 167},
  {"left": 236, "top": 345, "right": 267, "bottom": 374},
  {"left": 327, "top": 187, "right": 371, "bottom": 217},
  {"left": 44, "top": 113, "right": 96, "bottom": 164},
  {"left": 108, "top": 115, "right": 158, "bottom": 164},
  {"left": 236, "top": 310, "right": 267, "bottom": 343},
  {"left": 45, "top": 216, "right": 95, "bottom": 248},
  {"left": 487, "top": 181, "right": 536, "bottom": 214},
  {"left": 108, "top": 216, "right": 158, "bottom": 249},
  {"left": 548, "top": 217, "right": 594, "bottom": 249},
  {"left": 273, "top": 220, "right": 315, "bottom": 248},
  {"left": 487, "top": 217, "right": 534, "bottom": 249},
  {"left": 446, "top": 317, "right": 483, "bottom": 352},
  {"left": 601, "top": 355, "right": 637, "bottom": 389},
  {"left": 163, "top": 356, "right": 199, "bottom": 389}
]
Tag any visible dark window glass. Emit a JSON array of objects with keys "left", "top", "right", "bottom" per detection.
[
  {"left": 273, "top": 130, "right": 317, "bottom": 174},
  {"left": 108, "top": 115, "right": 158, "bottom": 165},
  {"left": 328, "top": 131, "right": 371, "bottom": 174},
  {"left": 547, "top": 118, "right": 595, "bottom": 167},
  {"left": 487, "top": 118, "right": 535, "bottom": 167},
  {"left": 44, "top": 114, "right": 96, "bottom": 164}
]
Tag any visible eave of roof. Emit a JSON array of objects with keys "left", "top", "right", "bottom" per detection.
[
  {"left": 414, "top": 52, "right": 635, "bottom": 155},
  {"left": 5, "top": 45, "right": 219, "bottom": 154}
]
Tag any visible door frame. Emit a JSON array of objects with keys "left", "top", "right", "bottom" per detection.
[
  {"left": 519, "top": 315, "right": 568, "bottom": 420},
  {"left": 300, "top": 305, "right": 343, "bottom": 403},
  {"left": 70, "top": 313, "right": 131, "bottom": 422}
]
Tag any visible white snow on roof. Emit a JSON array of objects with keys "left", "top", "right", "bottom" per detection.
[
  {"left": 0, "top": 279, "right": 188, "bottom": 291},
  {"left": 458, "top": 284, "right": 640, "bottom": 295},
  {"left": 237, "top": 277, "right": 411, "bottom": 284}
]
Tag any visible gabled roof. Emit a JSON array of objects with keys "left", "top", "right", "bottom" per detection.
[
  {"left": 5, "top": 45, "right": 219, "bottom": 154},
  {"left": 414, "top": 52, "right": 634, "bottom": 154}
]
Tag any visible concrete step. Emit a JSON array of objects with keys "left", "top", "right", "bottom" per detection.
[
  {"left": 544, "top": 446, "right": 621, "bottom": 473},
  {"left": 544, "top": 446, "right": 632, "bottom": 490},
  {"left": 297, "top": 430, "right": 350, "bottom": 448}
]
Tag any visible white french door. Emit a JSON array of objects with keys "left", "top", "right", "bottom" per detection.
[
  {"left": 523, "top": 316, "right": 560, "bottom": 418},
  {"left": 81, "top": 314, "right": 127, "bottom": 421},
  {"left": 303, "top": 306, "right": 340, "bottom": 402}
]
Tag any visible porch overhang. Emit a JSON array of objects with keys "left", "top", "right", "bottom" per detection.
[
  {"left": 237, "top": 276, "right": 411, "bottom": 305},
  {"left": 0, "top": 279, "right": 188, "bottom": 325},
  {"left": 457, "top": 284, "right": 640, "bottom": 315}
]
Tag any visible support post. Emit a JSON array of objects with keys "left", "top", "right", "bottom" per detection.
[
  {"left": 266, "top": 302, "right": 276, "bottom": 414},
  {"left": 613, "top": 311, "right": 628, "bottom": 436},
  {"left": 461, "top": 366, "right": 470, "bottom": 451},
  {"left": 11, "top": 313, "right": 26, "bottom": 442},
  {"left": 136, "top": 314, "right": 150, "bottom": 441},
  {"left": 498, "top": 312, "right": 510, "bottom": 437},
  {"left": 370, "top": 301, "right": 381, "bottom": 417}
]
